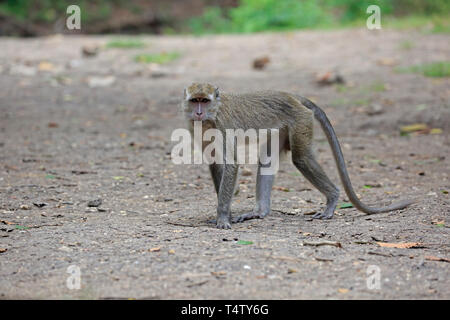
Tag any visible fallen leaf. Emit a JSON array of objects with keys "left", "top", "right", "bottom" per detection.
[
  {"left": 425, "top": 256, "right": 450, "bottom": 263},
  {"left": 87, "top": 75, "right": 115, "bottom": 88},
  {"left": 431, "top": 219, "right": 444, "bottom": 225},
  {"left": 211, "top": 271, "right": 227, "bottom": 277},
  {"left": 376, "top": 242, "right": 422, "bottom": 249},
  {"left": 0, "top": 248, "right": 7, "bottom": 253},
  {"left": 253, "top": 56, "right": 270, "bottom": 70},
  {"left": 168, "top": 249, "right": 175, "bottom": 254},
  {"left": 339, "top": 202, "right": 353, "bottom": 209},
  {"left": 338, "top": 288, "right": 349, "bottom": 294},
  {"left": 303, "top": 241, "right": 342, "bottom": 248},
  {"left": 316, "top": 71, "right": 345, "bottom": 86},
  {"left": 38, "top": 61, "right": 55, "bottom": 71},
  {"left": 400, "top": 123, "right": 428, "bottom": 135},
  {"left": 430, "top": 128, "right": 443, "bottom": 134},
  {"left": 376, "top": 58, "right": 397, "bottom": 66},
  {"left": 287, "top": 268, "right": 298, "bottom": 274},
  {"left": 15, "top": 225, "right": 29, "bottom": 230},
  {"left": 1, "top": 220, "right": 16, "bottom": 225},
  {"left": 273, "top": 186, "right": 290, "bottom": 192},
  {"left": 236, "top": 240, "right": 253, "bottom": 245},
  {"left": 149, "top": 247, "right": 161, "bottom": 252}
]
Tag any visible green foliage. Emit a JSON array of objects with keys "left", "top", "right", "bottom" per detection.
[
  {"left": 134, "top": 52, "right": 181, "bottom": 64},
  {"left": 106, "top": 39, "right": 146, "bottom": 49},
  {"left": 324, "top": 0, "right": 392, "bottom": 22},
  {"left": 396, "top": 62, "right": 450, "bottom": 77},
  {"left": 412, "top": 62, "right": 450, "bottom": 77},
  {"left": 189, "top": 7, "right": 232, "bottom": 34},
  {"left": 189, "top": 0, "right": 450, "bottom": 34},
  {"left": 190, "top": 0, "right": 332, "bottom": 34},
  {"left": 0, "top": 0, "right": 125, "bottom": 23},
  {"left": 228, "top": 0, "right": 330, "bottom": 33},
  {"left": 1, "top": 0, "right": 449, "bottom": 34}
]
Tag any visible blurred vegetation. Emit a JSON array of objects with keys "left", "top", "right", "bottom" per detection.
[
  {"left": 0, "top": 0, "right": 126, "bottom": 23},
  {"left": 396, "top": 62, "right": 450, "bottom": 78},
  {"left": 106, "top": 39, "right": 147, "bottom": 49},
  {"left": 0, "top": 0, "right": 449, "bottom": 35},
  {"left": 134, "top": 52, "right": 181, "bottom": 64},
  {"left": 189, "top": 0, "right": 450, "bottom": 34}
]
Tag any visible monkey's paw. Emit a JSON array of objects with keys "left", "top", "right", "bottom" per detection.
[
  {"left": 216, "top": 217, "right": 232, "bottom": 229},
  {"left": 232, "top": 212, "right": 266, "bottom": 223},
  {"left": 312, "top": 210, "right": 334, "bottom": 219}
]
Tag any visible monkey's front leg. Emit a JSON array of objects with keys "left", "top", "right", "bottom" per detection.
[
  {"left": 216, "top": 164, "right": 239, "bottom": 229},
  {"left": 233, "top": 162, "right": 274, "bottom": 223},
  {"left": 209, "top": 163, "right": 223, "bottom": 195}
]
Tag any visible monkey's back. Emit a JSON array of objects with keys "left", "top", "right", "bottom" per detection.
[{"left": 218, "top": 91, "right": 312, "bottom": 130}]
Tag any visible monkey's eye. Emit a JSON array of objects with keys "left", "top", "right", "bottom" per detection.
[{"left": 189, "top": 98, "right": 210, "bottom": 103}]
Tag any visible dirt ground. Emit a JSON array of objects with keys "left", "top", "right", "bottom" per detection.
[{"left": 0, "top": 29, "right": 449, "bottom": 299}]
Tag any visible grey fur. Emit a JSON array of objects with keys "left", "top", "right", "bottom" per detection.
[{"left": 182, "top": 83, "right": 414, "bottom": 229}]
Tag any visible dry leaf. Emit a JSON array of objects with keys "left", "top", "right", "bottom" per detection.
[
  {"left": 168, "top": 249, "right": 175, "bottom": 254},
  {"left": 253, "top": 56, "right": 270, "bottom": 70},
  {"left": 425, "top": 256, "right": 450, "bottom": 263},
  {"left": 0, "top": 248, "right": 7, "bottom": 253},
  {"left": 273, "top": 186, "right": 290, "bottom": 192},
  {"left": 400, "top": 123, "right": 428, "bottom": 134},
  {"left": 38, "top": 61, "right": 55, "bottom": 71},
  {"left": 338, "top": 288, "right": 349, "bottom": 294},
  {"left": 316, "top": 71, "right": 345, "bottom": 85},
  {"left": 376, "top": 242, "right": 422, "bottom": 249},
  {"left": 149, "top": 247, "right": 161, "bottom": 252},
  {"left": 303, "top": 241, "right": 342, "bottom": 248},
  {"left": 0, "top": 220, "right": 15, "bottom": 225},
  {"left": 376, "top": 58, "right": 397, "bottom": 66}
]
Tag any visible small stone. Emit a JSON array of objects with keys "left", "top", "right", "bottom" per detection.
[
  {"left": 87, "top": 199, "right": 102, "bottom": 207},
  {"left": 82, "top": 45, "right": 99, "bottom": 57}
]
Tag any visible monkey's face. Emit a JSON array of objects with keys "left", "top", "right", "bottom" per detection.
[{"left": 183, "top": 83, "right": 220, "bottom": 122}]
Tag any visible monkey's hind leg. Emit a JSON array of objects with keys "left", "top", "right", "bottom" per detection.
[{"left": 292, "top": 148, "right": 340, "bottom": 219}]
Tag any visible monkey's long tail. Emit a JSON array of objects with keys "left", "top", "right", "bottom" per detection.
[{"left": 299, "top": 97, "right": 414, "bottom": 214}]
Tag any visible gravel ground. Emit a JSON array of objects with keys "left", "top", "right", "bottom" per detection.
[{"left": 0, "top": 29, "right": 449, "bottom": 299}]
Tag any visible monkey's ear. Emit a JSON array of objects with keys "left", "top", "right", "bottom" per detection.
[{"left": 215, "top": 87, "right": 220, "bottom": 100}]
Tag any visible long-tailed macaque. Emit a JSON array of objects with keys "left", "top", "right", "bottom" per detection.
[{"left": 182, "top": 83, "right": 413, "bottom": 229}]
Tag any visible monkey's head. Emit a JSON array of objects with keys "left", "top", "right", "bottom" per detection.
[{"left": 182, "top": 82, "right": 220, "bottom": 122}]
